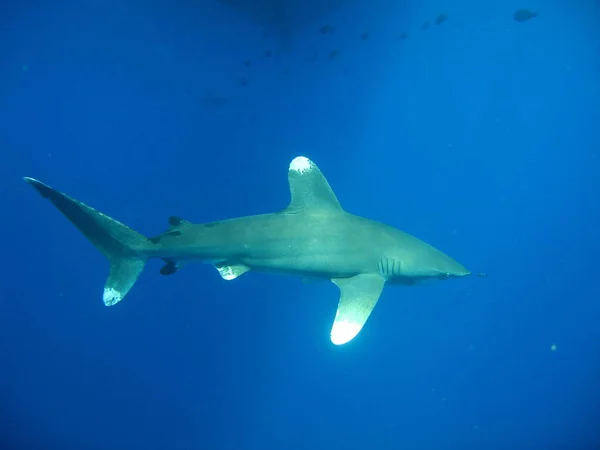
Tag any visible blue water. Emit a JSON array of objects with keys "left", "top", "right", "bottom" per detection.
[{"left": 2, "top": 1, "right": 599, "bottom": 449}]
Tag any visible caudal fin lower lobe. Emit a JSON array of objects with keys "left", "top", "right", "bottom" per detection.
[{"left": 24, "top": 177, "right": 149, "bottom": 305}]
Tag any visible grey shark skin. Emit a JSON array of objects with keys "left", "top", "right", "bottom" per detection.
[{"left": 24, "top": 156, "right": 469, "bottom": 345}]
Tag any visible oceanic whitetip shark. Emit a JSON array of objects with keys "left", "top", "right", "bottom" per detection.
[{"left": 24, "top": 156, "right": 470, "bottom": 345}]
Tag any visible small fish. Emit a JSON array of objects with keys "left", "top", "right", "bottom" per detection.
[
  {"left": 476, "top": 272, "right": 488, "bottom": 278},
  {"left": 264, "top": 49, "right": 272, "bottom": 58},
  {"left": 513, "top": 8, "right": 537, "bottom": 22},
  {"left": 327, "top": 49, "right": 339, "bottom": 61},
  {"left": 398, "top": 32, "right": 409, "bottom": 40},
  {"left": 239, "top": 77, "right": 248, "bottom": 87},
  {"left": 435, "top": 13, "right": 448, "bottom": 25},
  {"left": 360, "top": 32, "right": 368, "bottom": 40},
  {"left": 243, "top": 59, "right": 252, "bottom": 68},
  {"left": 319, "top": 24, "right": 334, "bottom": 35},
  {"left": 420, "top": 20, "right": 430, "bottom": 30}
]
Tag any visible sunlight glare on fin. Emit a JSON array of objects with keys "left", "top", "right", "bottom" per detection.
[
  {"left": 330, "top": 319, "right": 362, "bottom": 346},
  {"left": 289, "top": 156, "right": 313, "bottom": 174},
  {"left": 330, "top": 273, "right": 385, "bottom": 345}
]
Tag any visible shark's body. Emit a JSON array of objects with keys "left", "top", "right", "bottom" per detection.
[{"left": 24, "top": 156, "right": 469, "bottom": 344}]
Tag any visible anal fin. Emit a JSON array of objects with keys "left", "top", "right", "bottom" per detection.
[
  {"left": 330, "top": 274, "right": 385, "bottom": 345},
  {"left": 215, "top": 263, "right": 251, "bottom": 280},
  {"left": 160, "top": 260, "right": 179, "bottom": 275}
]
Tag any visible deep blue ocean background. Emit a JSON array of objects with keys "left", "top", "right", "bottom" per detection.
[{"left": 1, "top": 1, "right": 599, "bottom": 449}]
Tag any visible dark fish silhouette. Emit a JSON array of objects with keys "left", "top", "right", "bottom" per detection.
[
  {"left": 243, "top": 59, "right": 252, "bottom": 67},
  {"left": 420, "top": 20, "right": 430, "bottom": 30},
  {"left": 513, "top": 8, "right": 537, "bottom": 22},
  {"left": 435, "top": 13, "right": 448, "bottom": 25},
  {"left": 319, "top": 24, "right": 334, "bottom": 34},
  {"left": 264, "top": 49, "right": 272, "bottom": 57},
  {"left": 360, "top": 32, "right": 368, "bottom": 40},
  {"left": 398, "top": 32, "right": 409, "bottom": 40},
  {"left": 239, "top": 77, "right": 248, "bottom": 87},
  {"left": 327, "top": 49, "right": 339, "bottom": 61}
]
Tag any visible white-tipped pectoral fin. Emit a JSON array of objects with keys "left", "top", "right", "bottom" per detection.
[{"left": 330, "top": 274, "right": 386, "bottom": 345}]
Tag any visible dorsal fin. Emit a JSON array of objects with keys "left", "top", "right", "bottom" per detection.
[
  {"left": 169, "top": 216, "right": 190, "bottom": 227},
  {"left": 149, "top": 229, "right": 181, "bottom": 244},
  {"left": 285, "top": 156, "right": 343, "bottom": 213},
  {"left": 149, "top": 216, "right": 191, "bottom": 244}
]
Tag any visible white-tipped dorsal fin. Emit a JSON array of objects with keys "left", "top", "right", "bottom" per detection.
[
  {"left": 286, "top": 156, "right": 343, "bottom": 213},
  {"left": 330, "top": 273, "right": 386, "bottom": 345}
]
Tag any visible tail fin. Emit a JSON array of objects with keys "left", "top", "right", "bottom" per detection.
[{"left": 24, "top": 177, "right": 149, "bottom": 306}]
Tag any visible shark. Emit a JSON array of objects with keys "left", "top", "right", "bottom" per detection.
[{"left": 24, "top": 156, "right": 470, "bottom": 345}]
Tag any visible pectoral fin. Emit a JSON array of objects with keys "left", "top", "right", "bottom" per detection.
[{"left": 330, "top": 274, "right": 385, "bottom": 345}]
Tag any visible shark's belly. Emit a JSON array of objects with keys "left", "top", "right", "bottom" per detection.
[{"left": 238, "top": 238, "right": 372, "bottom": 278}]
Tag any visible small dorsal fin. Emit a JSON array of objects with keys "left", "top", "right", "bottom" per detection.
[
  {"left": 149, "top": 229, "right": 182, "bottom": 244},
  {"left": 169, "top": 216, "right": 190, "bottom": 227},
  {"left": 149, "top": 217, "right": 190, "bottom": 244},
  {"left": 285, "top": 156, "right": 343, "bottom": 213}
]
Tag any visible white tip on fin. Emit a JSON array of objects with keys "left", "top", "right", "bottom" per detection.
[
  {"left": 103, "top": 257, "right": 145, "bottom": 306},
  {"left": 103, "top": 287, "right": 123, "bottom": 306},
  {"left": 330, "top": 274, "right": 386, "bottom": 345},
  {"left": 215, "top": 263, "right": 251, "bottom": 280},
  {"left": 286, "top": 156, "right": 342, "bottom": 212},
  {"left": 331, "top": 320, "right": 363, "bottom": 345},
  {"left": 289, "top": 156, "right": 314, "bottom": 174}
]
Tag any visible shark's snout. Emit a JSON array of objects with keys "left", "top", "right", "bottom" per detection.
[
  {"left": 453, "top": 264, "right": 471, "bottom": 277},
  {"left": 446, "top": 261, "right": 471, "bottom": 278}
]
